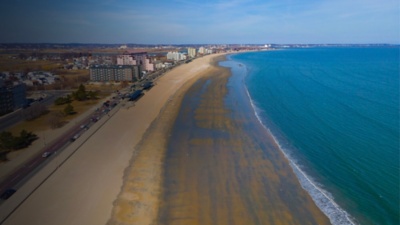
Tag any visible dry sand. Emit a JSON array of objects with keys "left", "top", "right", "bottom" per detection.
[{"left": 2, "top": 53, "right": 224, "bottom": 225}]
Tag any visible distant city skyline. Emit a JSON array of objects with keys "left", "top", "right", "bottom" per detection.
[{"left": 0, "top": 0, "right": 399, "bottom": 44}]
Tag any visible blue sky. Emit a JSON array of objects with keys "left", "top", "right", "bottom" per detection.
[{"left": 0, "top": 0, "right": 399, "bottom": 44}]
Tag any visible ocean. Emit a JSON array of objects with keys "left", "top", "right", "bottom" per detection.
[{"left": 226, "top": 47, "right": 399, "bottom": 225}]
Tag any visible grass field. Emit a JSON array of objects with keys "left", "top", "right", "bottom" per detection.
[
  {"left": 8, "top": 97, "right": 105, "bottom": 135},
  {"left": 0, "top": 55, "right": 61, "bottom": 72}
]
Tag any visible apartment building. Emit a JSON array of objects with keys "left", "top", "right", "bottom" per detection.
[
  {"left": 198, "top": 47, "right": 213, "bottom": 55},
  {"left": 133, "top": 53, "right": 155, "bottom": 72},
  {"left": 90, "top": 65, "right": 142, "bottom": 82},
  {"left": 187, "top": 47, "right": 196, "bottom": 58},
  {"left": 117, "top": 53, "right": 155, "bottom": 72},
  {"left": 167, "top": 51, "right": 187, "bottom": 61},
  {"left": 116, "top": 55, "right": 136, "bottom": 65},
  {"left": 198, "top": 47, "right": 205, "bottom": 54}
]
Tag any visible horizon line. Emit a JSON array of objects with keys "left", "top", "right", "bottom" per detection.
[{"left": 0, "top": 42, "right": 399, "bottom": 46}]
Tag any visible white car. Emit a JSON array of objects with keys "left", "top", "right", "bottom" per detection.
[
  {"left": 42, "top": 152, "right": 51, "bottom": 158},
  {"left": 70, "top": 134, "right": 80, "bottom": 142}
]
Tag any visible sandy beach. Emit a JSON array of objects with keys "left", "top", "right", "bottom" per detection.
[{"left": 2, "top": 53, "right": 224, "bottom": 225}]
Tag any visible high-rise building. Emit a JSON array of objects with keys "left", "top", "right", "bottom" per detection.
[
  {"left": 117, "top": 55, "right": 136, "bottom": 65},
  {"left": 117, "top": 53, "right": 154, "bottom": 72},
  {"left": 198, "top": 47, "right": 205, "bottom": 54},
  {"left": 138, "top": 56, "right": 155, "bottom": 72},
  {"left": 167, "top": 52, "right": 187, "bottom": 61},
  {"left": 187, "top": 47, "right": 196, "bottom": 58}
]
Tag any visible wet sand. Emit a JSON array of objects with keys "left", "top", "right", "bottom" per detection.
[{"left": 157, "top": 57, "right": 332, "bottom": 224}]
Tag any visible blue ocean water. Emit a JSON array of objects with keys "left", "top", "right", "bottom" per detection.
[{"left": 229, "top": 47, "right": 399, "bottom": 225}]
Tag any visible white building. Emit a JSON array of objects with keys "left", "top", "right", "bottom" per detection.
[
  {"left": 187, "top": 47, "right": 196, "bottom": 58},
  {"left": 198, "top": 47, "right": 205, "bottom": 54},
  {"left": 167, "top": 52, "right": 187, "bottom": 61},
  {"left": 198, "top": 47, "right": 213, "bottom": 55}
]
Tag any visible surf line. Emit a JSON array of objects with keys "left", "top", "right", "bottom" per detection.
[{"left": 243, "top": 86, "right": 356, "bottom": 225}]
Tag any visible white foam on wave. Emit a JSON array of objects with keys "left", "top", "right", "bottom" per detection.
[{"left": 244, "top": 87, "right": 357, "bottom": 225}]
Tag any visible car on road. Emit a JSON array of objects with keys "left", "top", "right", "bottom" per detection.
[
  {"left": 42, "top": 152, "right": 51, "bottom": 158},
  {"left": 0, "top": 189, "right": 16, "bottom": 200},
  {"left": 70, "top": 134, "right": 80, "bottom": 142},
  {"left": 141, "top": 81, "right": 154, "bottom": 90},
  {"left": 128, "top": 90, "right": 144, "bottom": 101}
]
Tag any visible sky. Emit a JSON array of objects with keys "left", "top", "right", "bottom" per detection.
[{"left": 0, "top": 0, "right": 399, "bottom": 44}]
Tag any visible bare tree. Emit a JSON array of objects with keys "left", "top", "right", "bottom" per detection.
[{"left": 47, "top": 111, "right": 65, "bottom": 129}]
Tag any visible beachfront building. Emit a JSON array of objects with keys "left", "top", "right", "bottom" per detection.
[
  {"left": 187, "top": 47, "right": 196, "bottom": 58},
  {"left": 167, "top": 51, "right": 187, "bottom": 61},
  {"left": 198, "top": 47, "right": 213, "bottom": 55},
  {"left": 154, "top": 61, "right": 173, "bottom": 70},
  {"left": 90, "top": 65, "right": 142, "bottom": 82},
  {"left": 117, "top": 53, "right": 155, "bottom": 72},
  {"left": 139, "top": 57, "right": 155, "bottom": 72},
  {"left": 198, "top": 47, "right": 205, "bottom": 54},
  {"left": 117, "top": 55, "right": 136, "bottom": 65}
]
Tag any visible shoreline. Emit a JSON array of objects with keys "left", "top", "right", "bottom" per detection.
[
  {"left": 156, "top": 54, "right": 331, "bottom": 224},
  {"left": 228, "top": 52, "right": 357, "bottom": 225}
]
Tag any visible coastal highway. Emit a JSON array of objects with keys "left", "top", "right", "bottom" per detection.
[
  {"left": 0, "top": 97, "right": 121, "bottom": 202},
  {"left": 0, "top": 82, "right": 152, "bottom": 198},
  {"left": 0, "top": 68, "right": 165, "bottom": 205}
]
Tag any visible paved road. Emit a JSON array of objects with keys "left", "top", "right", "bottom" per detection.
[{"left": 0, "top": 97, "right": 121, "bottom": 199}]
